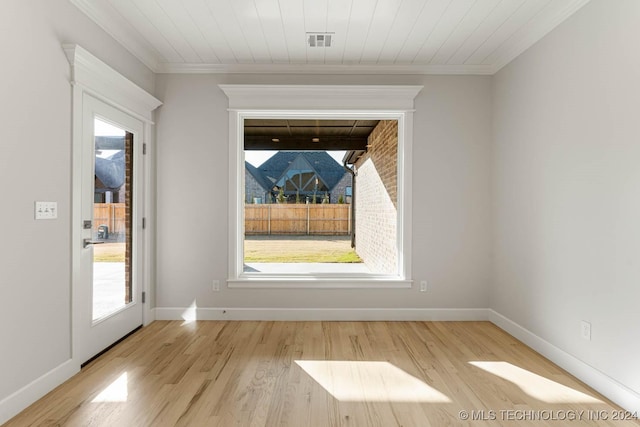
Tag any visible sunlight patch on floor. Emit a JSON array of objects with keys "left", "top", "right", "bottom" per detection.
[
  {"left": 91, "top": 372, "right": 128, "bottom": 403},
  {"left": 295, "top": 360, "right": 451, "bottom": 403},
  {"left": 469, "top": 361, "right": 602, "bottom": 403},
  {"left": 181, "top": 300, "right": 197, "bottom": 324}
]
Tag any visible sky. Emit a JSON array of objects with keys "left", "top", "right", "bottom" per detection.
[
  {"left": 95, "top": 118, "right": 125, "bottom": 136},
  {"left": 94, "top": 118, "right": 124, "bottom": 159},
  {"left": 245, "top": 150, "right": 346, "bottom": 167}
]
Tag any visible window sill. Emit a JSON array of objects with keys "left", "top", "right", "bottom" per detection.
[{"left": 227, "top": 275, "right": 413, "bottom": 289}]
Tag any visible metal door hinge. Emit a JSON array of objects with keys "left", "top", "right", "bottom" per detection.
[
  {"left": 142, "top": 217, "right": 146, "bottom": 229},
  {"left": 142, "top": 291, "right": 146, "bottom": 304},
  {"left": 143, "top": 143, "right": 147, "bottom": 155}
]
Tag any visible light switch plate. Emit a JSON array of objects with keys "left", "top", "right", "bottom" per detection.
[{"left": 35, "top": 201, "right": 58, "bottom": 220}]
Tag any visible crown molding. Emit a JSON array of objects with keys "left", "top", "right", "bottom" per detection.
[
  {"left": 156, "top": 62, "right": 494, "bottom": 75},
  {"left": 69, "top": 0, "right": 160, "bottom": 72},
  {"left": 491, "top": 0, "right": 591, "bottom": 74},
  {"left": 63, "top": 44, "right": 162, "bottom": 122}
]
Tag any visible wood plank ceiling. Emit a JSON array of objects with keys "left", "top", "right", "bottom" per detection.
[
  {"left": 70, "top": 0, "right": 590, "bottom": 75},
  {"left": 244, "top": 119, "right": 378, "bottom": 150}
]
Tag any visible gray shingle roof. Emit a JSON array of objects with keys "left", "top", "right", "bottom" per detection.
[
  {"left": 245, "top": 161, "right": 273, "bottom": 191},
  {"left": 255, "top": 151, "right": 346, "bottom": 191},
  {"left": 95, "top": 150, "right": 125, "bottom": 190}
]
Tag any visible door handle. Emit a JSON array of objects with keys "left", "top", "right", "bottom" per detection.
[{"left": 83, "top": 239, "right": 105, "bottom": 248}]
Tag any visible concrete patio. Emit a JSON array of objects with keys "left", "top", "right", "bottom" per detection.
[
  {"left": 244, "top": 262, "right": 370, "bottom": 274},
  {"left": 93, "top": 262, "right": 126, "bottom": 320}
]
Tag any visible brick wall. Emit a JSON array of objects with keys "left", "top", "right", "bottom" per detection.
[
  {"left": 330, "top": 172, "right": 352, "bottom": 204},
  {"left": 245, "top": 170, "right": 270, "bottom": 203},
  {"left": 354, "top": 120, "right": 398, "bottom": 274},
  {"left": 124, "top": 133, "right": 133, "bottom": 303}
]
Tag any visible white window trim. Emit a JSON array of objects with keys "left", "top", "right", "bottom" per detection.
[{"left": 219, "top": 85, "right": 422, "bottom": 288}]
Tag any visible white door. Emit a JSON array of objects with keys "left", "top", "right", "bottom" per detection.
[{"left": 75, "top": 94, "right": 144, "bottom": 364}]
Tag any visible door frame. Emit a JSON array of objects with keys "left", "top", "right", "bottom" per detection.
[{"left": 66, "top": 45, "right": 162, "bottom": 366}]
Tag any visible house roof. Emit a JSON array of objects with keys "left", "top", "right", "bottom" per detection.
[
  {"left": 245, "top": 161, "right": 273, "bottom": 191},
  {"left": 252, "top": 151, "right": 347, "bottom": 192},
  {"left": 95, "top": 150, "right": 125, "bottom": 191}
]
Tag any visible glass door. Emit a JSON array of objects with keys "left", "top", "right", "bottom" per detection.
[
  {"left": 92, "top": 119, "right": 133, "bottom": 321},
  {"left": 76, "top": 94, "right": 143, "bottom": 364}
]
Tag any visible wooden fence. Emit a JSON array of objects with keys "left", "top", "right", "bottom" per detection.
[
  {"left": 93, "top": 203, "right": 126, "bottom": 236},
  {"left": 245, "top": 204, "right": 351, "bottom": 235}
]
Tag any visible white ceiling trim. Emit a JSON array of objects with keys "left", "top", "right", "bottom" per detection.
[{"left": 157, "top": 62, "right": 494, "bottom": 75}]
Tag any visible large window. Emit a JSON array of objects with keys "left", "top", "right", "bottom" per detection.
[
  {"left": 220, "top": 85, "right": 422, "bottom": 288},
  {"left": 243, "top": 119, "right": 400, "bottom": 277}
]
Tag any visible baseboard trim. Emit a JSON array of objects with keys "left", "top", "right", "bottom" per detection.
[
  {"left": 489, "top": 309, "right": 640, "bottom": 414},
  {"left": 155, "top": 307, "right": 490, "bottom": 321},
  {"left": 144, "top": 306, "right": 156, "bottom": 326},
  {"left": 0, "top": 359, "right": 78, "bottom": 425}
]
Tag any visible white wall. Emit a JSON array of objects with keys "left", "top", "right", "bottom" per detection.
[
  {"left": 154, "top": 74, "right": 492, "bottom": 311},
  {"left": 492, "top": 0, "right": 640, "bottom": 399},
  {"left": 0, "top": 0, "right": 153, "bottom": 409}
]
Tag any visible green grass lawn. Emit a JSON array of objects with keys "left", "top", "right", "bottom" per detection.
[
  {"left": 94, "top": 238, "right": 363, "bottom": 263},
  {"left": 93, "top": 243, "right": 125, "bottom": 262},
  {"left": 244, "top": 236, "right": 362, "bottom": 263}
]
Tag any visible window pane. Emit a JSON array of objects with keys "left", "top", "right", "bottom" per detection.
[{"left": 242, "top": 119, "right": 398, "bottom": 275}]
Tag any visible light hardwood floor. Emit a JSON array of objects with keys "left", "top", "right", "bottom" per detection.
[{"left": 5, "top": 321, "right": 639, "bottom": 426}]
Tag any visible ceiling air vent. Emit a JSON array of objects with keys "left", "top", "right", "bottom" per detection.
[{"left": 307, "top": 32, "right": 333, "bottom": 48}]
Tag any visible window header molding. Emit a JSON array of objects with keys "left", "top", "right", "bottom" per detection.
[{"left": 218, "top": 84, "right": 423, "bottom": 111}]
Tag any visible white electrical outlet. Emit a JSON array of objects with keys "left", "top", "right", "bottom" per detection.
[
  {"left": 35, "top": 201, "right": 58, "bottom": 220},
  {"left": 581, "top": 321, "right": 591, "bottom": 341},
  {"left": 212, "top": 280, "right": 220, "bottom": 292},
  {"left": 420, "top": 281, "right": 427, "bottom": 292}
]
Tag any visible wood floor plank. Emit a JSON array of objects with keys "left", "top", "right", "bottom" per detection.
[{"left": 4, "top": 321, "right": 639, "bottom": 427}]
